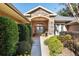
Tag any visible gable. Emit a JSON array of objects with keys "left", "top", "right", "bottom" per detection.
[
  {"left": 28, "top": 7, "right": 52, "bottom": 14},
  {"left": 24, "top": 6, "right": 57, "bottom": 16},
  {"left": 30, "top": 8, "right": 51, "bottom": 16}
]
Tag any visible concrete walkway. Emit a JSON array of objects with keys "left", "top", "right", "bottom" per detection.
[{"left": 31, "top": 36, "right": 41, "bottom": 56}]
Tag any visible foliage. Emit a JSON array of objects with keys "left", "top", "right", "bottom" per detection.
[
  {"left": 16, "top": 41, "right": 31, "bottom": 55},
  {"left": 58, "top": 34, "right": 72, "bottom": 48},
  {"left": 18, "top": 24, "right": 29, "bottom": 41},
  {"left": 0, "top": 16, "right": 19, "bottom": 56},
  {"left": 27, "top": 24, "right": 33, "bottom": 46},
  {"left": 16, "top": 24, "right": 32, "bottom": 55},
  {"left": 58, "top": 34, "right": 72, "bottom": 42},
  {"left": 64, "top": 34, "right": 72, "bottom": 41},
  {"left": 58, "top": 3, "right": 78, "bottom": 16},
  {"left": 44, "top": 39, "right": 49, "bottom": 45},
  {"left": 58, "top": 8, "right": 72, "bottom": 16},
  {"left": 44, "top": 36, "right": 63, "bottom": 56}
]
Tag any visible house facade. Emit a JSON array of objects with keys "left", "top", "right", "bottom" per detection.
[
  {"left": 0, "top": 3, "right": 77, "bottom": 36},
  {"left": 24, "top": 6, "right": 75, "bottom": 36}
]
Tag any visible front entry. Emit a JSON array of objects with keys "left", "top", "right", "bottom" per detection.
[
  {"left": 31, "top": 17, "right": 49, "bottom": 36},
  {"left": 35, "top": 24, "right": 45, "bottom": 34}
]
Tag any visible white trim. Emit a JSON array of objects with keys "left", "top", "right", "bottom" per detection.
[{"left": 24, "top": 5, "right": 57, "bottom": 16}]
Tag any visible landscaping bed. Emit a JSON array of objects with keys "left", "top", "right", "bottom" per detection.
[
  {"left": 44, "top": 34, "right": 76, "bottom": 56},
  {"left": 60, "top": 31, "right": 79, "bottom": 56}
]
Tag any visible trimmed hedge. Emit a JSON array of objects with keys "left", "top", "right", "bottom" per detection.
[
  {"left": 18, "top": 24, "right": 29, "bottom": 41},
  {"left": 16, "top": 24, "right": 32, "bottom": 55},
  {"left": 44, "top": 36, "right": 63, "bottom": 56},
  {"left": 27, "top": 24, "right": 33, "bottom": 46},
  {"left": 0, "top": 16, "right": 19, "bottom": 56}
]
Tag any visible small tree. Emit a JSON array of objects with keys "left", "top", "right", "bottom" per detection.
[{"left": 0, "top": 16, "right": 19, "bottom": 56}]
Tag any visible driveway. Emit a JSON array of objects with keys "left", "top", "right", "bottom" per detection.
[{"left": 31, "top": 36, "right": 41, "bottom": 56}]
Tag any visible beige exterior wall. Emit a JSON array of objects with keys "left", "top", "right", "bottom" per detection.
[
  {"left": 65, "top": 23, "right": 79, "bottom": 40},
  {"left": 68, "top": 23, "right": 79, "bottom": 32}
]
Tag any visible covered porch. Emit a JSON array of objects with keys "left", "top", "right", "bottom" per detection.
[{"left": 31, "top": 17, "right": 49, "bottom": 36}]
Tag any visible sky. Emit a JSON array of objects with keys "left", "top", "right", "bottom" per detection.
[{"left": 13, "top": 3, "right": 66, "bottom": 14}]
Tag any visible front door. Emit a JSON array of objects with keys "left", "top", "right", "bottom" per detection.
[{"left": 35, "top": 24, "right": 44, "bottom": 34}]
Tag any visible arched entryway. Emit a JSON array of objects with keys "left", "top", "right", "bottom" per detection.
[
  {"left": 35, "top": 23, "right": 45, "bottom": 34},
  {"left": 31, "top": 17, "right": 49, "bottom": 36}
]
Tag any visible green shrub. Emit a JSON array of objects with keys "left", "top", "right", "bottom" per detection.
[
  {"left": 16, "top": 41, "right": 31, "bottom": 55},
  {"left": 44, "top": 39, "right": 49, "bottom": 45},
  {"left": 18, "top": 24, "right": 29, "bottom": 41},
  {"left": 64, "top": 34, "right": 72, "bottom": 41},
  {"left": 57, "top": 35, "right": 64, "bottom": 42},
  {"left": 58, "top": 34, "right": 72, "bottom": 41},
  {"left": 58, "top": 34, "right": 72, "bottom": 48},
  {"left": 0, "top": 16, "right": 19, "bottom": 56},
  {"left": 45, "top": 36, "right": 63, "bottom": 56},
  {"left": 16, "top": 24, "right": 32, "bottom": 55},
  {"left": 27, "top": 24, "right": 33, "bottom": 46}
]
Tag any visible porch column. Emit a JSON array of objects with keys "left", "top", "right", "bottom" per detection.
[{"left": 48, "top": 18, "right": 54, "bottom": 36}]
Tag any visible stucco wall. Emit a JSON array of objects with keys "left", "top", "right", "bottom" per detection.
[{"left": 68, "top": 23, "right": 79, "bottom": 32}]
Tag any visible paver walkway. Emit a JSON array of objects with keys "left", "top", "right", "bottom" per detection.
[{"left": 31, "top": 36, "right": 41, "bottom": 56}]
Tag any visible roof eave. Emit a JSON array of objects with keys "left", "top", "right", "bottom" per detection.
[{"left": 5, "top": 3, "right": 30, "bottom": 23}]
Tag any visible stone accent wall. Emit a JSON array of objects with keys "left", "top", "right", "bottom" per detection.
[
  {"left": 24, "top": 8, "right": 55, "bottom": 36},
  {"left": 31, "top": 8, "right": 50, "bottom": 17},
  {"left": 48, "top": 17, "right": 54, "bottom": 35}
]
